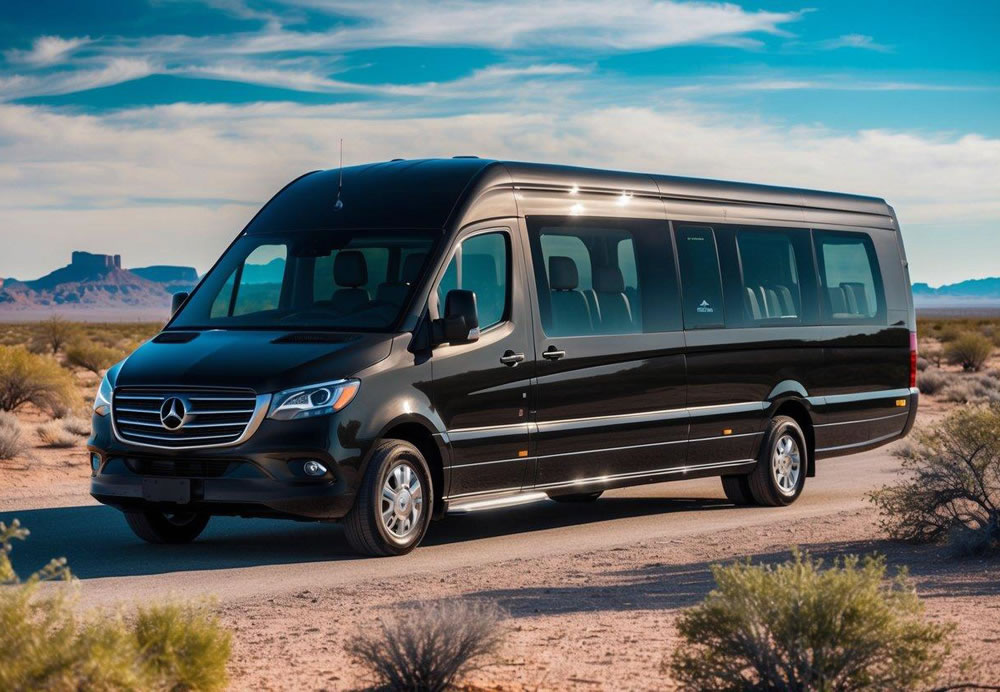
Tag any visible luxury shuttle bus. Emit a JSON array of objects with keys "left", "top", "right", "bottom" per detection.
[{"left": 89, "top": 158, "right": 918, "bottom": 556}]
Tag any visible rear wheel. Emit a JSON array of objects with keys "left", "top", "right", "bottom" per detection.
[
  {"left": 547, "top": 491, "right": 603, "bottom": 503},
  {"left": 343, "top": 440, "right": 433, "bottom": 557},
  {"left": 748, "top": 415, "right": 807, "bottom": 506},
  {"left": 721, "top": 475, "right": 754, "bottom": 505},
  {"left": 123, "top": 509, "right": 210, "bottom": 544}
]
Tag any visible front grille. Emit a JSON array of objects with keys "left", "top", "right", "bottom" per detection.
[{"left": 113, "top": 387, "right": 260, "bottom": 449}]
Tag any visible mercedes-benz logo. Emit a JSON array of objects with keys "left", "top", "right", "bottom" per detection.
[{"left": 159, "top": 397, "right": 187, "bottom": 430}]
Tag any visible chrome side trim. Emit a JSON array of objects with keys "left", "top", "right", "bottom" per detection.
[
  {"left": 814, "top": 411, "right": 909, "bottom": 428},
  {"left": 447, "top": 492, "right": 549, "bottom": 513},
  {"left": 807, "top": 387, "right": 913, "bottom": 407},
  {"left": 110, "top": 392, "right": 271, "bottom": 451},
  {"left": 816, "top": 429, "right": 903, "bottom": 454},
  {"left": 533, "top": 459, "right": 755, "bottom": 491}
]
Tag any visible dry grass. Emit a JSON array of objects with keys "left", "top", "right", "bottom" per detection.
[
  {"left": 0, "top": 412, "right": 29, "bottom": 461},
  {"left": 347, "top": 600, "right": 506, "bottom": 692},
  {"left": 0, "top": 346, "right": 79, "bottom": 416},
  {"left": 35, "top": 421, "right": 78, "bottom": 448},
  {"left": 59, "top": 416, "right": 91, "bottom": 437}
]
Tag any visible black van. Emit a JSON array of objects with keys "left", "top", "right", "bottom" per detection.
[{"left": 88, "top": 158, "right": 918, "bottom": 556}]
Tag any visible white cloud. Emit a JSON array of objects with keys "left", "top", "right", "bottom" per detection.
[
  {"left": 820, "top": 33, "right": 891, "bottom": 52},
  {"left": 0, "top": 58, "right": 155, "bottom": 101},
  {"left": 5, "top": 35, "right": 90, "bottom": 66},
  {"left": 0, "top": 100, "right": 997, "bottom": 285}
]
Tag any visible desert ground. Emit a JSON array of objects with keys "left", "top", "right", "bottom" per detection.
[{"left": 1, "top": 318, "right": 999, "bottom": 690}]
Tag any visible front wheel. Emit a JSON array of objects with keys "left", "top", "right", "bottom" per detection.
[
  {"left": 123, "top": 509, "right": 210, "bottom": 544},
  {"left": 343, "top": 440, "right": 433, "bottom": 557},
  {"left": 748, "top": 415, "right": 807, "bottom": 506}
]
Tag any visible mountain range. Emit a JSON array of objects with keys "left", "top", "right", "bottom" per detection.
[{"left": 911, "top": 277, "right": 1000, "bottom": 304}]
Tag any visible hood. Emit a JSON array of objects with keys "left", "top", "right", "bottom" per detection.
[{"left": 116, "top": 330, "right": 395, "bottom": 394}]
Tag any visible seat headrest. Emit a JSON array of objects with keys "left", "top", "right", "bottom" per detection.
[
  {"left": 401, "top": 253, "right": 426, "bottom": 284},
  {"left": 334, "top": 251, "right": 367, "bottom": 288},
  {"left": 548, "top": 256, "right": 579, "bottom": 291},
  {"left": 593, "top": 266, "right": 625, "bottom": 293}
]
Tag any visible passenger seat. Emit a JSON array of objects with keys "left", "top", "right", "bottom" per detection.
[
  {"left": 330, "top": 251, "right": 370, "bottom": 312},
  {"left": 375, "top": 252, "right": 426, "bottom": 306},
  {"left": 592, "top": 266, "right": 633, "bottom": 332},
  {"left": 548, "top": 256, "right": 592, "bottom": 335}
]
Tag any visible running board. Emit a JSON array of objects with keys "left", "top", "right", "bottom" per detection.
[{"left": 446, "top": 491, "right": 549, "bottom": 514}]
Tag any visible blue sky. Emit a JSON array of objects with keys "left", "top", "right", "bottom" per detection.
[{"left": 0, "top": 0, "right": 997, "bottom": 285}]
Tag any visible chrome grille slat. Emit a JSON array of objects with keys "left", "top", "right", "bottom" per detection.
[{"left": 112, "top": 387, "right": 265, "bottom": 450}]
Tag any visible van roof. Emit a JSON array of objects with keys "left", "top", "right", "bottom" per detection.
[{"left": 245, "top": 158, "right": 892, "bottom": 235}]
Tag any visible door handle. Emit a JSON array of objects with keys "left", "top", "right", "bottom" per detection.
[
  {"left": 542, "top": 346, "right": 566, "bottom": 360},
  {"left": 500, "top": 350, "right": 525, "bottom": 366}
]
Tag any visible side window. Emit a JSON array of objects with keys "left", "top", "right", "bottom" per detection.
[
  {"left": 527, "top": 217, "right": 677, "bottom": 337},
  {"left": 436, "top": 232, "right": 509, "bottom": 329},
  {"left": 676, "top": 226, "right": 724, "bottom": 329},
  {"left": 815, "top": 231, "right": 883, "bottom": 321},
  {"left": 737, "top": 230, "right": 802, "bottom": 323}
]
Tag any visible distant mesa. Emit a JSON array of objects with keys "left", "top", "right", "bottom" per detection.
[
  {"left": 912, "top": 277, "right": 1000, "bottom": 306},
  {"left": 0, "top": 251, "right": 199, "bottom": 314}
]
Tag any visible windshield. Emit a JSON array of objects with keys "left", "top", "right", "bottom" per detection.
[{"left": 170, "top": 230, "right": 437, "bottom": 331}]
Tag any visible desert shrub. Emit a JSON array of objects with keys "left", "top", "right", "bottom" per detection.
[
  {"left": 347, "top": 600, "right": 506, "bottom": 692},
  {"left": 871, "top": 404, "right": 1000, "bottom": 556},
  {"left": 0, "top": 346, "right": 78, "bottom": 415},
  {"left": 36, "top": 421, "right": 78, "bottom": 448},
  {"left": 936, "top": 323, "right": 963, "bottom": 343},
  {"left": 134, "top": 603, "right": 231, "bottom": 692},
  {"left": 0, "top": 412, "right": 29, "bottom": 460},
  {"left": 939, "top": 375, "right": 1000, "bottom": 405},
  {"left": 924, "top": 345, "right": 945, "bottom": 368},
  {"left": 64, "top": 339, "right": 122, "bottom": 375},
  {"left": 35, "top": 316, "right": 79, "bottom": 355},
  {"left": 916, "top": 356, "right": 929, "bottom": 371},
  {"left": 0, "top": 519, "right": 231, "bottom": 692},
  {"left": 944, "top": 332, "right": 994, "bottom": 372},
  {"left": 669, "top": 550, "right": 952, "bottom": 691},
  {"left": 60, "top": 416, "right": 91, "bottom": 437},
  {"left": 917, "top": 369, "right": 951, "bottom": 395}
]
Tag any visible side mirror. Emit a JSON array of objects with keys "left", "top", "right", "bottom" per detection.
[
  {"left": 171, "top": 291, "right": 189, "bottom": 316},
  {"left": 433, "top": 289, "right": 480, "bottom": 345}
]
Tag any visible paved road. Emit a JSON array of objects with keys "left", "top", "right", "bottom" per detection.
[{"left": 0, "top": 448, "right": 897, "bottom": 608}]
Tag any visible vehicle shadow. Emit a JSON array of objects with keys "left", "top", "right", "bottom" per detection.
[{"left": 0, "top": 494, "right": 733, "bottom": 580}]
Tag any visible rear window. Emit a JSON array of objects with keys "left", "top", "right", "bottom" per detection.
[{"left": 815, "top": 231, "right": 884, "bottom": 322}]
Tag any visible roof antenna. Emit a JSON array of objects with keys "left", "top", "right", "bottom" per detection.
[{"left": 334, "top": 138, "right": 344, "bottom": 210}]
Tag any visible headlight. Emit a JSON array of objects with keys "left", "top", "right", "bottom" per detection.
[
  {"left": 93, "top": 372, "right": 112, "bottom": 417},
  {"left": 267, "top": 379, "right": 360, "bottom": 421}
]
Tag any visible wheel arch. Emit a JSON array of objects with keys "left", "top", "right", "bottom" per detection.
[
  {"left": 378, "top": 416, "right": 448, "bottom": 518},
  {"left": 767, "top": 396, "right": 816, "bottom": 477}
]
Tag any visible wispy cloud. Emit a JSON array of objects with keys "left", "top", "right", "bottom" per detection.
[
  {"left": 4, "top": 35, "right": 91, "bottom": 65},
  {"left": 820, "top": 33, "right": 892, "bottom": 52},
  {"left": 0, "top": 58, "right": 155, "bottom": 100}
]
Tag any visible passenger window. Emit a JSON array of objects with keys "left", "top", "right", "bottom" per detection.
[
  {"left": 737, "top": 230, "right": 802, "bottom": 323},
  {"left": 815, "top": 232, "right": 882, "bottom": 321},
  {"left": 436, "top": 232, "right": 509, "bottom": 329},
  {"left": 528, "top": 219, "right": 668, "bottom": 337},
  {"left": 207, "top": 244, "right": 287, "bottom": 318},
  {"left": 676, "top": 226, "right": 724, "bottom": 329}
]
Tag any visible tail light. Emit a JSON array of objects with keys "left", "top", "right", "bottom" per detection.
[{"left": 909, "top": 331, "right": 918, "bottom": 389}]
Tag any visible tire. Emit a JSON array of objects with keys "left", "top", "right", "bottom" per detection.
[
  {"left": 721, "top": 475, "right": 754, "bottom": 505},
  {"left": 748, "top": 415, "right": 807, "bottom": 506},
  {"left": 547, "top": 491, "right": 603, "bottom": 503},
  {"left": 123, "top": 509, "right": 210, "bottom": 544},
  {"left": 343, "top": 439, "right": 433, "bottom": 557}
]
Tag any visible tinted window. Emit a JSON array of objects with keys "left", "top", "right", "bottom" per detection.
[
  {"left": 737, "top": 230, "right": 802, "bottom": 323},
  {"left": 436, "top": 232, "right": 509, "bottom": 329},
  {"left": 527, "top": 217, "right": 679, "bottom": 336},
  {"left": 171, "top": 231, "right": 435, "bottom": 331},
  {"left": 676, "top": 226, "right": 724, "bottom": 329},
  {"left": 815, "top": 231, "right": 882, "bottom": 321}
]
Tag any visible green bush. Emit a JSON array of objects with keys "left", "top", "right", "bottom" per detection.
[
  {"left": 0, "top": 519, "right": 232, "bottom": 692},
  {"left": 0, "top": 346, "right": 79, "bottom": 415},
  {"left": 944, "top": 332, "right": 994, "bottom": 372},
  {"left": 64, "top": 339, "right": 123, "bottom": 375},
  {"left": 871, "top": 405, "right": 1000, "bottom": 555},
  {"left": 347, "top": 600, "right": 506, "bottom": 692},
  {"left": 669, "top": 550, "right": 952, "bottom": 691}
]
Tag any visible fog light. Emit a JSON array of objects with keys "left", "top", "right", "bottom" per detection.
[
  {"left": 303, "top": 460, "right": 328, "bottom": 477},
  {"left": 90, "top": 453, "right": 101, "bottom": 472}
]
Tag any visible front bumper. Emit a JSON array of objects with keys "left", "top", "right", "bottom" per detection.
[{"left": 88, "top": 411, "right": 368, "bottom": 521}]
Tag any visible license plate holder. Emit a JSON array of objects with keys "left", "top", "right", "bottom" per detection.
[{"left": 141, "top": 478, "right": 191, "bottom": 504}]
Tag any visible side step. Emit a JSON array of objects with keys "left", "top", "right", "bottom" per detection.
[{"left": 447, "top": 491, "right": 549, "bottom": 514}]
